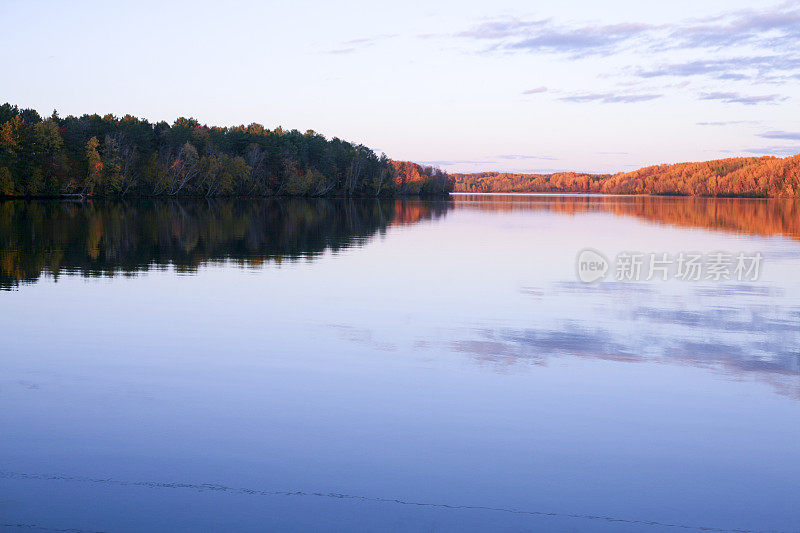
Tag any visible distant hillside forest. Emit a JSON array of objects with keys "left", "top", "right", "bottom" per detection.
[
  {"left": 0, "top": 103, "right": 452, "bottom": 198},
  {"left": 452, "top": 155, "right": 800, "bottom": 197}
]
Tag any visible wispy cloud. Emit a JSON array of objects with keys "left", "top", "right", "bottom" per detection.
[
  {"left": 417, "top": 157, "right": 578, "bottom": 173},
  {"left": 698, "top": 91, "right": 786, "bottom": 104},
  {"left": 455, "top": 3, "right": 800, "bottom": 92},
  {"left": 455, "top": 19, "right": 652, "bottom": 57},
  {"left": 496, "top": 154, "right": 557, "bottom": 161},
  {"left": 418, "top": 155, "right": 559, "bottom": 165},
  {"left": 503, "top": 22, "right": 652, "bottom": 57},
  {"left": 342, "top": 34, "right": 398, "bottom": 46},
  {"left": 326, "top": 34, "right": 397, "bottom": 55},
  {"left": 743, "top": 145, "right": 800, "bottom": 156},
  {"left": 666, "top": 6, "right": 800, "bottom": 50},
  {"left": 560, "top": 92, "right": 663, "bottom": 104},
  {"left": 635, "top": 55, "right": 798, "bottom": 80},
  {"left": 758, "top": 130, "right": 800, "bottom": 140},
  {"left": 416, "top": 159, "right": 497, "bottom": 166},
  {"left": 456, "top": 19, "right": 548, "bottom": 40},
  {"left": 522, "top": 86, "right": 548, "bottom": 94},
  {"left": 696, "top": 120, "right": 759, "bottom": 126},
  {"left": 457, "top": 4, "right": 800, "bottom": 57},
  {"left": 516, "top": 167, "right": 575, "bottom": 174}
]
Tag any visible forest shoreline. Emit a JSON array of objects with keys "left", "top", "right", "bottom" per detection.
[
  {"left": 451, "top": 191, "right": 779, "bottom": 198},
  {"left": 3, "top": 103, "right": 798, "bottom": 200},
  {"left": 0, "top": 187, "right": 789, "bottom": 200},
  {"left": 0, "top": 103, "right": 454, "bottom": 199},
  {"left": 451, "top": 154, "right": 800, "bottom": 198}
]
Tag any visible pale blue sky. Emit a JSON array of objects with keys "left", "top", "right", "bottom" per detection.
[{"left": 2, "top": 0, "right": 799, "bottom": 173}]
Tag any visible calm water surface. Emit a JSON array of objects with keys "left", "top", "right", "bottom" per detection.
[{"left": 1, "top": 195, "right": 799, "bottom": 532}]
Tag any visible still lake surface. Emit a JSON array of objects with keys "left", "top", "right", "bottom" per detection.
[{"left": 1, "top": 194, "right": 799, "bottom": 532}]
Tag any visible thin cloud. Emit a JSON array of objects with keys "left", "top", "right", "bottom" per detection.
[
  {"left": 456, "top": 19, "right": 549, "bottom": 39},
  {"left": 744, "top": 146, "right": 800, "bottom": 156},
  {"left": 522, "top": 86, "right": 548, "bottom": 94},
  {"left": 456, "top": 3, "right": 800, "bottom": 81},
  {"left": 504, "top": 22, "right": 652, "bottom": 57},
  {"left": 325, "top": 34, "right": 397, "bottom": 54},
  {"left": 666, "top": 5, "right": 800, "bottom": 50},
  {"left": 341, "top": 34, "right": 398, "bottom": 46},
  {"left": 516, "top": 167, "right": 575, "bottom": 174},
  {"left": 421, "top": 156, "right": 561, "bottom": 168},
  {"left": 560, "top": 92, "right": 663, "bottom": 104},
  {"left": 416, "top": 159, "right": 497, "bottom": 166},
  {"left": 699, "top": 91, "right": 786, "bottom": 105},
  {"left": 458, "top": 4, "right": 800, "bottom": 55},
  {"left": 663, "top": 81, "right": 691, "bottom": 89},
  {"left": 758, "top": 130, "right": 800, "bottom": 140},
  {"left": 496, "top": 154, "right": 557, "bottom": 161},
  {"left": 696, "top": 120, "right": 759, "bottom": 126},
  {"left": 635, "top": 55, "right": 798, "bottom": 80}
]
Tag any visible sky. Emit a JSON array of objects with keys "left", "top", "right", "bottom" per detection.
[{"left": 1, "top": 0, "right": 799, "bottom": 174}]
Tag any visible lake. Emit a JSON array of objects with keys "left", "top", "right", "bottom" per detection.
[{"left": 1, "top": 195, "right": 799, "bottom": 532}]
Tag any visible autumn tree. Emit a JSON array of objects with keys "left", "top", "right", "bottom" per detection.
[{"left": 84, "top": 136, "right": 103, "bottom": 195}]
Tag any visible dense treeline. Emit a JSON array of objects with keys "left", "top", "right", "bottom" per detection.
[
  {"left": 390, "top": 160, "right": 453, "bottom": 195},
  {"left": 0, "top": 198, "right": 452, "bottom": 289},
  {"left": 452, "top": 172, "right": 608, "bottom": 193},
  {"left": 598, "top": 156, "right": 800, "bottom": 197},
  {"left": 452, "top": 155, "right": 800, "bottom": 197},
  {"left": 0, "top": 103, "right": 452, "bottom": 198}
]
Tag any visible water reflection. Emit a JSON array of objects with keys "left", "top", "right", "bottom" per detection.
[
  {"left": 438, "top": 279, "right": 800, "bottom": 399},
  {"left": 455, "top": 194, "right": 800, "bottom": 240},
  {"left": 449, "top": 316, "right": 799, "bottom": 399},
  {"left": 0, "top": 198, "right": 451, "bottom": 289},
  {"left": 3, "top": 194, "right": 800, "bottom": 531},
  {"left": 3, "top": 195, "right": 799, "bottom": 397},
  {"left": 4, "top": 195, "right": 800, "bottom": 290}
]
